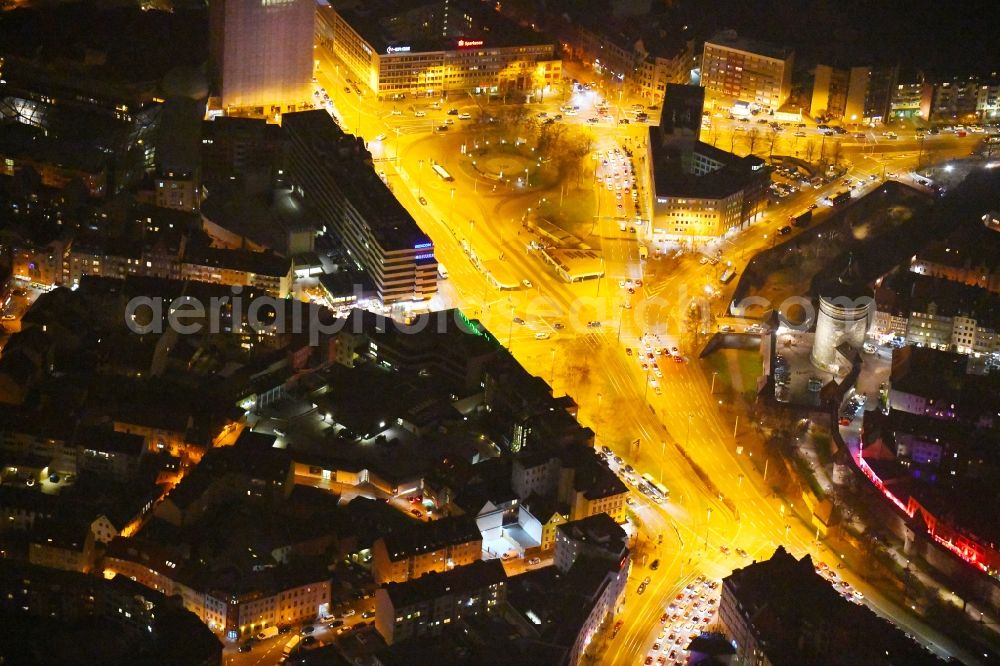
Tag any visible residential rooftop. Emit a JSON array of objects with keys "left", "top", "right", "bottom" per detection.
[
  {"left": 705, "top": 30, "right": 792, "bottom": 62},
  {"left": 383, "top": 559, "right": 506, "bottom": 609},
  {"left": 723, "top": 547, "right": 942, "bottom": 666}
]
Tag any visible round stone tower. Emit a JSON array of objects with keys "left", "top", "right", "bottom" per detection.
[{"left": 811, "top": 254, "right": 874, "bottom": 373}]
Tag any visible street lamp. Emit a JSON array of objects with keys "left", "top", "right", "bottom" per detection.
[
  {"left": 449, "top": 187, "right": 456, "bottom": 221},
  {"left": 417, "top": 159, "right": 424, "bottom": 196}
]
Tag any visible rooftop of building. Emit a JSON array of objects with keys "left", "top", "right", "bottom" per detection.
[
  {"left": 570, "top": 447, "right": 629, "bottom": 501},
  {"left": 0, "top": 559, "right": 222, "bottom": 665},
  {"left": 889, "top": 345, "right": 969, "bottom": 400},
  {"left": 382, "top": 558, "right": 506, "bottom": 609},
  {"left": 0, "top": 121, "right": 110, "bottom": 175},
  {"left": 73, "top": 425, "right": 146, "bottom": 457},
  {"left": 328, "top": 0, "right": 554, "bottom": 56},
  {"left": 875, "top": 268, "right": 1000, "bottom": 328},
  {"left": 556, "top": 513, "right": 627, "bottom": 554},
  {"left": 648, "top": 129, "right": 767, "bottom": 200},
  {"left": 155, "top": 97, "right": 203, "bottom": 175},
  {"left": 506, "top": 554, "right": 625, "bottom": 653},
  {"left": 200, "top": 182, "right": 313, "bottom": 254},
  {"left": 182, "top": 245, "right": 292, "bottom": 278},
  {"left": 914, "top": 211, "right": 1000, "bottom": 271},
  {"left": 704, "top": 30, "right": 792, "bottom": 62},
  {"left": 374, "top": 614, "right": 563, "bottom": 666},
  {"left": 549, "top": 0, "right": 691, "bottom": 60},
  {"left": 380, "top": 516, "right": 481, "bottom": 561},
  {"left": 281, "top": 110, "right": 432, "bottom": 252},
  {"left": 723, "top": 547, "right": 942, "bottom": 666}
]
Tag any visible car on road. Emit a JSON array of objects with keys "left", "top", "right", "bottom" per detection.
[
  {"left": 436, "top": 125, "right": 449, "bottom": 132},
  {"left": 447, "top": 108, "right": 459, "bottom": 115},
  {"left": 651, "top": 559, "right": 660, "bottom": 570},
  {"left": 342, "top": 609, "right": 356, "bottom": 618},
  {"left": 534, "top": 332, "right": 550, "bottom": 340},
  {"left": 522, "top": 279, "right": 533, "bottom": 288},
  {"left": 410, "top": 508, "right": 422, "bottom": 517},
  {"left": 778, "top": 225, "right": 792, "bottom": 235},
  {"left": 587, "top": 320, "right": 601, "bottom": 328},
  {"left": 302, "top": 636, "right": 318, "bottom": 647},
  {"left": 373, "top": 133, "right": 387, "bottom": 141},
  {"left": 528, "top": 557, "right": 541, "bottom": 565},
  {"left": 343, "top": 86, "right": 351, "bottom": 94},
  {"left": 587, "top": 117, "right": 599, "bottom": 124},
  {"left": 458, "top": 112, "right": 472, "bottom": 120},
  {"left": 619, "top": 118, "right": 630, "bottom": 124},
  {"left": 418, "top": 196, "right": 427, "bottom": 205},
  {"left": 238, "top": 643, "right": 253, "bottom": 653},
  {"left": 301, "top": 625, "right": 315, "bottom": 635},
  {"left": 513, "top": 317, "right": 525, "bottom": 325}
]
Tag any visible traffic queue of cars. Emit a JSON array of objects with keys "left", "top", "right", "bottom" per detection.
[{"left": 645, "top": 576, "right": 721, "bottom": 665}]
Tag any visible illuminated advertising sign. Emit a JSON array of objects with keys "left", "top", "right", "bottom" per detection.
[
  {"left": 386, "top": 45, "right": 411, "bottom": 54},
  {"left": 457, "top": 39, "right": 484, "bottom": 48}
]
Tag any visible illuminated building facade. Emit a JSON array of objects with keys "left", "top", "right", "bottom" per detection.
[
  {"left": 889, "top": 81, "right": 934, "bottom": 121},
  {"left": 282, "top": 110, "right": 437, "bottom": 304},
  {"left": 374, "top": 560, "right": 507, "bottom": 645},
  {"left": 701, "top": 30, "right": 793, "bottom": 112},
  {"left": 319, "top": 1, "right": 560, "bottom": 98},
  {"left": 646, "top": 84, "right": 769, "bottom": 240},
  {"left": 812, "top": 64, "right": 898, "bottom": 124},
  {"left": 209, "top": 0, "right": 314, "bottom": 117}
]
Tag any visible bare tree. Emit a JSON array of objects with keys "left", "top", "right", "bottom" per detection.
[
  {"left": 494, "top": 105, "right": 533, "bottom": 137},
  {"left": 805, "top": 141, "right": 816, "bottom": 163},
  {"left": 747, "top": 128, "right": 761, "bottom": 156},
  {"left": 768, "top": 129, "right": 779, "bottom": 160},
  {"left": 829, "top": 139, "right": 842, "bottom": 166}
]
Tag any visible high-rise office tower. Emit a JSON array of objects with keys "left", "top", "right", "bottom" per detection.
[{"left": 209, "top": 0, "right": 314, "bottom": 116}]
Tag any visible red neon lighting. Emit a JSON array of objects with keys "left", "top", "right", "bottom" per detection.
[
  {"left": 857, "top": 453, "right": 993, "bottom": 574},
  {"left": 457, "top": 39, "right": 484, "bottom": 48}
]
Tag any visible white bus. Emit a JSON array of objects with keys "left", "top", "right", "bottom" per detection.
[
  {"left": 719, "top": 267, "right": 736, "bottom": 284},
  {"left": 437, "top": 263, "right": 449, "bottom": 279},
  {"left": 641, "top": 473, "right": 670, "bottom": 501},
  {"left": 432, "top": 163, "right": 454, "bottom": 182}
]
